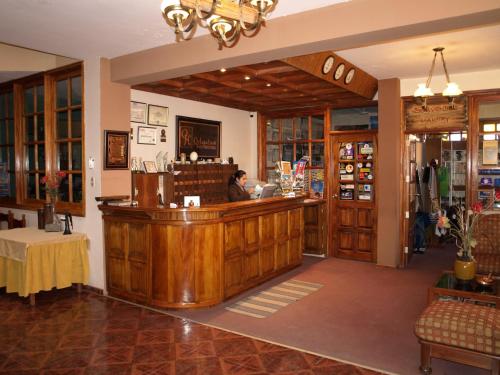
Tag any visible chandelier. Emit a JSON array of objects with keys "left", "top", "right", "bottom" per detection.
[
  {"left": 414, "top": 47, "right": 463, "bottom": 108},
  {"left": 160, "top": 0, "right": 278, "bottom": 49}
]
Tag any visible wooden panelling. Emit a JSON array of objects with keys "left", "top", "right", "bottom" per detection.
[
  {"left": 339, "top": 230, "right": 354, "bottom": 250},
  {"left": 100, "top": 195, "right": 305, "bottom": 308},
  {"left": 339, "top": 207, "right": 355, "bottom": 227},
  {"left": 357, "top": 232, "right": 373, "bottom": 252},
  {"left": 224, "top": 221, "right": 242, "bottom": 256},
  {"left": 304, "top": 201, "right": 327, "bottom": 256},
  {"left": 357, "top": 208, "right": 374, "bottom": 229}
]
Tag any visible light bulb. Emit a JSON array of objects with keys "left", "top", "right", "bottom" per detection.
[
  {"left": 208, "top": 15, "right": 234, "bottom": 34},
  {"left": 161, "top": 0, "right": 180, "bottom": 12},
  {"left": 414, "top": 83, "right": 434, "bottom": 98},
  {"left": 442, "top": 82, "right": 462, "bottom": 97}
]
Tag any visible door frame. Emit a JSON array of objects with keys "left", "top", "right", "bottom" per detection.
[{"left": 328, "top": 129, "right": 378, "bottom": 261}]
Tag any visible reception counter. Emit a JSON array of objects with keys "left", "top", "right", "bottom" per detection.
[{"left": 99, "top": 196, "right": 305, "bottom": 308}]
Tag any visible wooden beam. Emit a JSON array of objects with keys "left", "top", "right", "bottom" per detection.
[
  {"left": 180, "top": 0, "right": 259, "bottom": 24},
  {"left": 282, "top": 51, "right": 378, "bottom": 99}
]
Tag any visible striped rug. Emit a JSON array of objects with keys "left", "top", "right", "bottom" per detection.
[{"left": 225, "top": 279, "right": 323, "bottom": 318}]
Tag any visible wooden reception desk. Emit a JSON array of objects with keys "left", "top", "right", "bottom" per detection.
[{"left": 99, "top": 196, "right": 305, "bottom": 308}]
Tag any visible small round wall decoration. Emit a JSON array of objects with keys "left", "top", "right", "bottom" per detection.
[
  {"left": 345, "top": 164, "right": 354, "bottom": 173},
  {"left": 334, "top": 63, "right": 345, "bottom": 80},
  {"left": 322, "top": 56, "right": 335, "bottom": 75},
  {"left": 345, "top": 68, "right": 356, "bottom": 84}
]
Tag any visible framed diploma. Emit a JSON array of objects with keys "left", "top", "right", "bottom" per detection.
[
  {"left": 137, "top": 126, "right": 157, "bottom": 145},
  {"left": 130, "top": 101, "right": 147, "bottom": 123},
  {"left": 483, "top": 140, "right": 499, "bottom": 165},
  {"left": 104, "top": 130, "right": 129, "bottom": 170},
  {"left": 148, "top": 104, "right": 169, "bottom": 126},
  {"left": 143, "top": 161, "right": 158, "bottom": 173}
]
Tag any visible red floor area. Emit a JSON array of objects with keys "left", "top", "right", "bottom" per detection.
[{"left": 0, "top": 288, "right": 382, "bottom": 374}]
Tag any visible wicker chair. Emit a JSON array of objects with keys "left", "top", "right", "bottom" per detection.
[{"left": 474, "top": 213, "right": 500, "bottom": 275}]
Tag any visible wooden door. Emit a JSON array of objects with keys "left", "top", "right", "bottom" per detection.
[
  {"left": 402, "top": 136, "right": 419, "bottom": 266},
  {"left": 329, "top": 132, "right": 377, "bottom": 262}
]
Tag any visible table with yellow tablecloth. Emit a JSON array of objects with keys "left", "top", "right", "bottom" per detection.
[{"left": 0, "top": 227, "right": 89, "bottom": 298}]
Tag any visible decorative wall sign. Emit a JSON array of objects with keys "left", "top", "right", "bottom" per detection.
[
  {"left": 104, "top": 130, "right": 129, "bottom": 169},
  {"left": 405, "top": 96, "right": 468, "bottom": 132},
  {"left": 130, "top": 101, "right": 147, "bottom": 123},
  {"left": 176, "top": 116, "right": 221, "bottom": 159},
  {"left": 137, "top": 126, "right": 157, "bottom": 145},
  {"left": 148, "top": 104, "right": 169, "bottom": 126},
  {"left": 483, "top": 140, "right": 499, "bottom": 165}
]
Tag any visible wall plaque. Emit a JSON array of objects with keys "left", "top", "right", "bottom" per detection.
[
  {"left": 176, "top": 116, "right": 221, "bottom": 159},
  {"left": 405, "top": 97, "right": 467, "bottom": 132}
]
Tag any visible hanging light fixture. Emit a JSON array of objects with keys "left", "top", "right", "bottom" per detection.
[
  {"left": 414, "top": 47, "right": 463, "bottom": 109},
  {"left": 160, "top": 0, "right": 277, "bottom": 49}
]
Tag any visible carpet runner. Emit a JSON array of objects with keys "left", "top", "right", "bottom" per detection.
[{"left": 225, "top": 279, "right": 323, "bottom": 318}]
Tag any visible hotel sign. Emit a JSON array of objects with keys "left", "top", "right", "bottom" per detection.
[
  {"left": 405, "top": 97, "right": 468, "bottom": 132},
  {"left": 176, "top": 116, "right": 221, "bottom": 159}
]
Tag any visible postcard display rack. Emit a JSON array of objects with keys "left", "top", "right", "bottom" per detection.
[
  {"left": 338, "top": 142, "right": 374, "bottom": 201},
  {"left": 477, "top": 121, "right": 500, "bottom": 209}
]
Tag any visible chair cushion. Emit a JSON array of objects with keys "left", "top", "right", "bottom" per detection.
[
  {"left": 475, "top": 254, "right": 500, "bottom": 276},
  {"left": 415, "top": 300, "right": 500, "bottom": 355}
]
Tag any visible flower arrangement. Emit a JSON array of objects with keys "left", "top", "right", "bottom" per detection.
[
  {"left": 438, "top": 202, "right": 486, "bottom": 261},
  {"left": 41, "top": 171, "right": 66, "bottom": 202}
]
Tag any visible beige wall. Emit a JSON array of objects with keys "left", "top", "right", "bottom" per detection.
[
  {"left": 100, "top": 58, "right": 131, "bottom": 196},
  {"left": 131, "top": 90, "right": 258, "bottom": 179},
  {"left": 377, "top": 79, "right": 402, "bottom": 267}
]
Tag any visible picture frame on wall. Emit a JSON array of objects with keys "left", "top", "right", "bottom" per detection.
[
  {"left": 137, "top": 126, "right": 157, "bottom": 145},
  {"left": 104, "top": 130, "right": 129, "bottom": 170},
  {"left": 130, "top": 101, "right": 147, "bottom": 123},
  {"left": 148, "top": 104, "right": 169, "bottom": 126},
  {"left": 176, "top": 116, "right": 221, "bottom": 159}
]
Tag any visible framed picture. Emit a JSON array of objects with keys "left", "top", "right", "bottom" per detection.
[
  {"left": 137, "top": 126, "right": 157, "bottom": 145},
  {"left": 148, "top": 104, "right": 169, "bottom": 126},
  {"left": 130, "top": 101, "right": 147, "bottom": 123},
  {"left": 143, "top": 161, "right": 158, "bottom": 173},
  {"left": 104, "top": 130, "right": 129, "bottom": 170},
  {"left": 176, "top": 116, "right": 221, "bottom": 159}
]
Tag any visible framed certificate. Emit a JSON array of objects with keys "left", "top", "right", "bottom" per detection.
[
  {"left": 148, "top": 104, "right": 169, "bottom": 127},
  {"left": 137, "top": 126, "right": 157, "bottom": 145},
  {"left": 130, "top": 101, "right": 147, "bottom": 123},
  {"left": 104, "top": 130, "right": 129, "bottom": 170}
]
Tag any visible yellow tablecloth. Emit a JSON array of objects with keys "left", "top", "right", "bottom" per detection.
[{"left": 0, "top": 228, "right": 89, "bottom": 297}]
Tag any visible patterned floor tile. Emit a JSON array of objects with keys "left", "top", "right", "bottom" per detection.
[
  {"left": 259, "top": 349, "right": 311, "bottom": 372},
  {"left": 219, "top": 355, "right": 264, "bottom": 375},
  {"left": 133, "top": 344, "right": 176, "bottom": 363},
  {"left": 0, "top": 290, "right": 382, "bottom": 375}
]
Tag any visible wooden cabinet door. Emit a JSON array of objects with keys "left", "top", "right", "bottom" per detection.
[{"left": 329, "top": 132, "right": 377, "bottom": 262}]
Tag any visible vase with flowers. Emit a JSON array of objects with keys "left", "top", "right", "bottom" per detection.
[
  {"left": 438, "top": 202, "right": 486, "bottom": 281},
  {"left": 40, "top": 171, "right": 66, "bottom": 231}
]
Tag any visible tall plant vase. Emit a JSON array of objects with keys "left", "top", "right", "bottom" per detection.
[{"left": 454, "top": 259, "right": 476, "bottom": 281}]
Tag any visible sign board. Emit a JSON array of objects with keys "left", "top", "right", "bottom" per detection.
[
  {"left": 405, "top": 97, "right": 467, "bottom": 132},
  {"left": 176, "top": 116, "right": 221, "bottom": 159}
]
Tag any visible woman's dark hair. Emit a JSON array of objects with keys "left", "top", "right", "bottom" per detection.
[{"left": 228, "top": 170, "right": 246, "bottom": 186}]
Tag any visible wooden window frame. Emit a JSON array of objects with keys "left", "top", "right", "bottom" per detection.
[
  {"left": 0, "top": 62, "right": 85, "bottom": 216},
  {"left": 260, "top": 111, "right": 327, "bottom": 187},
  {"left": 0, "top": 86, "right": 16, "bottom": 205}
]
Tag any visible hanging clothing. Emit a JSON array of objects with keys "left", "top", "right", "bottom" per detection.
[{"left": 438, "top": 166, "right": 450, "bottom": 198}]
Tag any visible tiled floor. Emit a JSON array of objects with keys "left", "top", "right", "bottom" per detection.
[{"left": 0, "top": 288, "right": 382, "bottom": 374}]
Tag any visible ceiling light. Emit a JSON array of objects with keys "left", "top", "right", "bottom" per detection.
[
  {"left": 266, "top": 83, "right": 271, "bottom": 87},
  {"left": 414, "top": 47, "right": 462, "bottom": 109},
  {"left": 244, "top": 76, "right": 251, "bottom": 80},
  {"left": 161, "top": 0, "right": 278, "bottom": 50},
  {"left": 220, "top": 68, "right": 227, "bottom": 73}
]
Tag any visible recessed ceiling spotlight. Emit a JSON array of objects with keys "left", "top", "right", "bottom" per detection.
[
  {"left": 266, "top": 83, "right": 272, "bottom": 87},
  {"left": 244, "top": 75, "right": 251, "bottom": 80},
  {"left": 220, "top": 68, "right": 227, "bottom": 73}
]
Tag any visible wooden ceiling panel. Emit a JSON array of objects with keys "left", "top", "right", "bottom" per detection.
[{"left": 132, "top": 52, "right": 378, "bottom": 116}]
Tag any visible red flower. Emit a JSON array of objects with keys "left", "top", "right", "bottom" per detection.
[
  {"left": 56, "top": 171, "right": 66, "bottom": 178},
  {"left": 472, "top": 202, "right": 483, "bottom": 213},
  {"left": 40, "top": 176, "right": 48, "bottom": 184}
]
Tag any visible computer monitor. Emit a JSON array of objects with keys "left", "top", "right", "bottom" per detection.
[{"left": 260, "top": 184, "right": 276, "bottom": 199}]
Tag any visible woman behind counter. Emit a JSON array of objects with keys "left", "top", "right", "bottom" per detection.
[{"left": 228, "top": 170, "right": 255, "bottom": 202}]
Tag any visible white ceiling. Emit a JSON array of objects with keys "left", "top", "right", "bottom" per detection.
[
  {"left": 0, "top": 1, "right": 499, "bottom": 81},
  {"left": 0, "top": 0, "right": 349, "bottom": 60},
  {"left": 338, "top": 24, "right": 500, "bottom": 80}
]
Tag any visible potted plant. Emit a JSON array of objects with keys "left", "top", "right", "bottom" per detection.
[
  {"left": 40, "top": 171, "right": 66, "bottom": 231},
  {"left": 438, "top": 202, "right": 486, "bottom": 281}
]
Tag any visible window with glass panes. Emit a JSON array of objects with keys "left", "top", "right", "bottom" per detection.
[
  {"left": 0, "top": 90, "right": 16, "bottom": 199},
  {"left": 23, "top": 82, "right": 45, "bottom": 200},
  {"left": 54, "top": 72, "right": 83, "bottom": 204},
  {"left": 265, "top": 115, "right": 325, "bottom": 187}
]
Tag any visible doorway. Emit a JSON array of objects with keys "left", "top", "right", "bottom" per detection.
[
  {"left": 329, "top": 131, "right": 377, "bottom": 262},
  {"left": 402, "top": 131, "right": 468, "bottom": 266}
]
